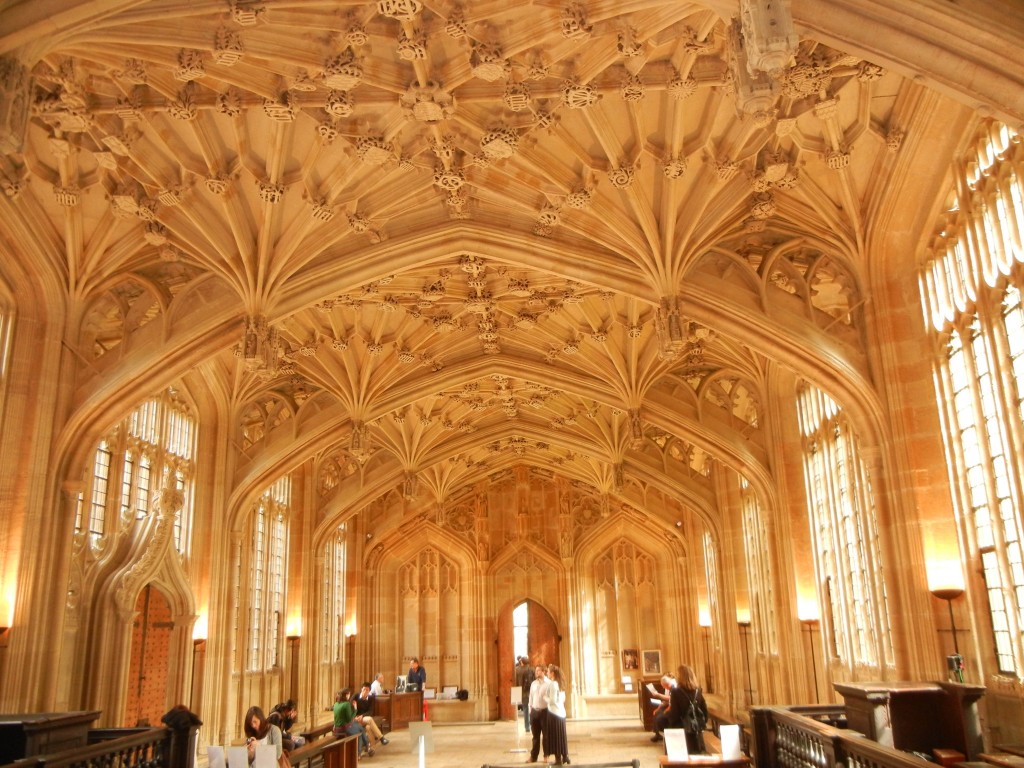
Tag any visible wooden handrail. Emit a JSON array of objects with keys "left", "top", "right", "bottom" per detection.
[
  {"left": 0, "top": 726, "right": 184, "bottom": 768},
  {"left": 752, "top": 706, "right": 949, "bottom": 768}
]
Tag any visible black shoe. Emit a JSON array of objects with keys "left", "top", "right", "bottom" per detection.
[
  {"left": 651, "top": 734, "right": 663, "bottom": 743},
  {"left": 380, "top": 739, "right": 389, "bottom": 746}
]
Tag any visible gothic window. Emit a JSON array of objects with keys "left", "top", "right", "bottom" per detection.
[
  {"left": 247, "top": 475, "right": 291, "bottom": 672},
  {"left": 321, "top": 527, "right": 347, "bottom": 663},
  {"left": 75, "top": 391, "right": 197, "bottom": 554},
  {"left": 89, "top": 441, "right": 112, "bottom": 537},
  {"left": 739, "top": 477, "right": 776, "bottom": 655},
  {"left": 921, "top": 121, "right": 1024, "bottom": 677},
  {"left": 797, "top": 385, "right": 893, "bottom": 669}
]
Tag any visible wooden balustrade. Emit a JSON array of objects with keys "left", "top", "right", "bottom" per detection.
[
  {"left": 0, "top": 725, "right": 188, "bottom": 768},
  {"left": 752, "top": 705, "right": 978, "bottom": 768}
]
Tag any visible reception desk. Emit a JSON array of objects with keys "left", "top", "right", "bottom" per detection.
[{"left": 373, "top": 691, "right": 423, "bottom": 731}]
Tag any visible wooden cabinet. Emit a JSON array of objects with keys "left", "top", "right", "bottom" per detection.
[
  {"left": 372, "top": 691, "right": 423, "bottom": 731},
  {"left": 834, "top": 681, "right": 985, "bottom": 760}
]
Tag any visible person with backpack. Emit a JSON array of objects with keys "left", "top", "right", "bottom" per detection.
[{"left": 668, "top": 665, "right": 708, "bottom": 753}]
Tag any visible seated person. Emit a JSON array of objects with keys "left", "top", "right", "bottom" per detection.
[
  {"left": 332, "top": 688, "right": 371, "bottom": 757},
  {"left": 244, "top": 706, "right": 284, "bottom": 764},
  {"left": 649, "top": 673, "right": 677, "bottom": 742},
  {"left": 370, "top": 673, "right": 386, "bottom": 696},
  {"left": 354, "top": 682, "right": 389, "bottom": 746},
  {"left": 269, "top": 700, "right": 305, "bottom": 751}
]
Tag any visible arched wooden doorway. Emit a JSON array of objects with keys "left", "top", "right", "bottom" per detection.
[
  {"left": 124, "top": 584, "right": 173, "bottom": 726},
  {"left": 496, "top": 599, "right": 559, "bottom": 721}
]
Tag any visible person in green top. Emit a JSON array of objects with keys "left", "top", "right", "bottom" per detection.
[{"left": 332, "top": 688, "right": 372, "bottom": 757}]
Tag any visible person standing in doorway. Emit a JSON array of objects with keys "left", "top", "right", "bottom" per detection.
[
  {"left": 544, "top": 664, "right": 569, "bottom": 765},
  {"left": 516, "top": 656, "right": 532, "bottom": 732},
  {"left": 527, "top": 665, "right": 549, "bottom": 763}
]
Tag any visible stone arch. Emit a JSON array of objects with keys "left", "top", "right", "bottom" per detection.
[
  {"left": 573, "top": 511, "right": 691, "bottom": 695},
  {"left": 67, "top": 486, "right": 196, "bottom": 725}
]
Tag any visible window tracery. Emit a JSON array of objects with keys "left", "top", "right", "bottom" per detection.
[
  {"left": 797, "top": 385, "right": 893, "bottom": 669},
  {"left": 75, "top": 391, "right": 197, "bottom": 555},
  {"left": 921, "top": 121, "right": 1024, "bottom": 677},
  {"left": 246, "top": 475, "right": 291, "bottom": 672}
]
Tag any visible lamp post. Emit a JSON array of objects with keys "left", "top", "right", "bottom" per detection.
[
  {"left": 287, "top": 635, "right": 300, "bottom": 700},
  {"left": 931, "top": 587, "right": 965, "bottom": 681},
  {"left": 801, "top": 619, "right": 820, "bottom": 703},
  {"left": 190, "top": 639, "right": 207, "bottom": 712},
  {"left": 700, "top": 624, "right": 714, "bottom": 693},
  {"left": 931, "top": 587, "right": 964, "bottom": 655},
  {"left": 738, "top": 621, "right": 754, "bottom": 706}
]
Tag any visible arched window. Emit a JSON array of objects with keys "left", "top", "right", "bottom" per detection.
[
  {"left": 920, "top": 121, "right": 1024, "bottom": 677},
  {"left": 75, "top": 391, "right": 197, "bottom": 554},
  {"left": 321, "top": 526, "right": 347, "bottom": 664},
  {"left": 247, "top": 475, "right": 291, "bottom": 672},
  {"left": 796, "top": 385, "right": 893, "bottom": 670}
]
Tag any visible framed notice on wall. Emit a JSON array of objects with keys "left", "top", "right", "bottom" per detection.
[
  {"left": 642, "top": 649, "right": 662, "bottom": 676},
  {"left": 621, "top": 649, "right": 639, "bottom": 670}
]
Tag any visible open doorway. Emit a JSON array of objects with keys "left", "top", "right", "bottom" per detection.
[{"left": 496, "top": 599, "right": 559, "bottom": 721}]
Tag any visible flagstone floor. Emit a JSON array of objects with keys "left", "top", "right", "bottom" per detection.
[{"left": 357, "top": 719, "right": 720, "bottom": 768}]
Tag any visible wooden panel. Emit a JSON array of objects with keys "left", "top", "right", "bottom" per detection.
[
  {"left": 372, "top": 692, "right": 422, "bottom": 731},
  {"left": 640, "top": 682, "right": 666, "bottom": 731}
]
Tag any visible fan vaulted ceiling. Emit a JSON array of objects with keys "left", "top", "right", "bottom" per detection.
[{"left": 0, "top": 0, "right": 1000, "bottom": 531}]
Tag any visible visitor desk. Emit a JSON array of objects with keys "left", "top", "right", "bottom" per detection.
[{"left": 373, "top": 691, "right": 423, "bottom": 730}]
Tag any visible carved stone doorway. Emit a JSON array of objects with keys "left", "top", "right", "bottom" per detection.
[
  {"left": 124, "top": 584, "right": 173, "bottom": 726},
  {"left": 497, "top": 598, "right": 559, "bottom": 721}
]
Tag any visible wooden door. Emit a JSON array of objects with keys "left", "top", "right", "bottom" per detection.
[
  {"left": 124, "top": 584, "right": 173, "bottom": 726},
  {"left": 497, "top": 599, "right": 559, "bottom": 720}
]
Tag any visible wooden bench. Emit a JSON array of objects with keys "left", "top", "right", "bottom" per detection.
[
  {"left": 288, "top": 732, "right": 356, "bottom": 768},
  {"left": 298, "top": 721, "right": 334, "bottom": 744}
]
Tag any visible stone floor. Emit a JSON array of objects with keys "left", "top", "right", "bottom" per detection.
[{"left": 360, "top": 719, "right": 697, "bottom": 768}]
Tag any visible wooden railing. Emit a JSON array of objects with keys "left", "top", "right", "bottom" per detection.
[
  {"left": 0, "top": 726, "right": 190, "bottom": 768},
  {"left": 0, "top": 725, "right": 357, "bottom": 768},
  {"left": 751, "top": 706, "right": 936, "bottom": 768}
]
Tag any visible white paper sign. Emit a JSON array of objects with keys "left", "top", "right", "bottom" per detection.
[
  {"left": 720, "top": 724, "right": 742, "bottom": 760},
  {"left": 227, "top": 745, "right": 249, "bottom": 768},
  {"left": 664, "top": 728, "right": 690, "bottom": 761},
  {"left": 252, "top": 744, "right": 276, "bottom": 768}
]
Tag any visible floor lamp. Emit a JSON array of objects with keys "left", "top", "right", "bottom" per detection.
[
  {"left": 801, "top": 619, "right": 820, "bottom": 703},
  {"left": 931, "top": 587, "right": 965, "bottom": 681},
  {"left": 738, "top": 621, "right": 754, "bottom": 706}
]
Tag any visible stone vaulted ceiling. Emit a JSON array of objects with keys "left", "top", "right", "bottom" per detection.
[{"left": 0, "top": 0, "right": 1014, "bottom": 533}]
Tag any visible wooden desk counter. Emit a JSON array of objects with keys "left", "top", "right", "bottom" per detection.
[
  {"left": 660, "top": 755, "right": 751, "bottom": 768},
  {"left": 372, "top": 691, "right": 423, "bottom": 731}
]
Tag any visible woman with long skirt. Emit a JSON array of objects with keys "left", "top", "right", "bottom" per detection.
[{"left": 543, "top": 664, "right": 570, "bottom": 765}]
